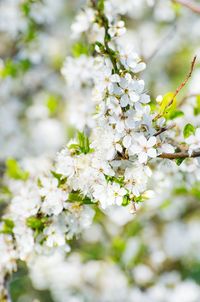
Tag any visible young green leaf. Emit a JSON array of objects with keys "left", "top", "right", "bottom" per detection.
[
  {"left": 183, "top": 123, "right": 195, "bottom": 138},
  {"left": 6, "top": 158, "right": 29, "bottom": 181}
]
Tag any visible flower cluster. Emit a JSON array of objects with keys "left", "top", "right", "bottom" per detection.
[{"left": 1, "top": 0, "right": 200, "bottom": 300}]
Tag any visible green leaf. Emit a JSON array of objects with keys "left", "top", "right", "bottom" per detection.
[
  {"left": 50, "top": 171, "right": 67, "bottom": 187},
  {"left": 0, "top": 60, "right": 17, "bottom": 78},
  {"left": 105, "top": 175, "right": 124, "bottom": 185},
  {"left": 6, "top": 158, "right": 29, "bottom": 181},
  {"left": 0, "top": 219, "right": 14, "bottom": 234},
  {"left": 72, "top": 42, "right": 92, "bottom": 57},
  {"left": 160, "top": 199, "right": 171, "bottom": 209},
  {"left": 69, "top": 132, "right": 93, "bottom": 155},
  {"left": 159, "top": 92, "right": 177, "bottom": 117},
  {"left": 194, "top": 95, "right": 200, "bottom": 116},
  {"left": 46, "top": 95, "right": 59, "bottom": 115},
  {"left": 183, "top": 123, "right": 195, "bottom": 139},
  {"left": 26, "top": 216, "right": 48, "bottom": 231},
  {"left": 68, "top": 192, "right": 94, "bottom": 204},
  {"left": 122, "top": 195, "right": 130, "bottom": 206},
  {"left": 175, "top": 157, "right": 185, "bottom": 166},
  {"left": 97, "top": 0, "right": 104, "bottom": 12},
  {"left": 168, "top": 110, "right": 184, "bottom": 120}
]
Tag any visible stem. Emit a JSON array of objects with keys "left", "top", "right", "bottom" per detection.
[
  {"left": 154, "top": 124, "right": 176, "bottom": 136},
  {"left": 153, "top": 56, "right": 197, "bottom": 121},
  {"left": 159, "top": 150, "right": 200, "bottom": 159},
  {"left": 91, "top": 0, "right": 119, "bottom": 73}
]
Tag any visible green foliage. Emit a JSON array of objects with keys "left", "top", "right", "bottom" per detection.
[
  {"left": 158, "top": 92, "right": 177, "bottom": 118},
  {"left": 72, "top": 42, "right": 93, "bottom": 57},
  {"left": 68, "top": 192, "right": 94, "bottom": 204},
  {"left": 0, "top": 59, "right": 31, "bottom": 78},
  {"left": 111, "top": 237, "right": 126, "bottom": 262},
  {"left": 0, "top": 185, "right": 12, "bottom": 200},
  {"left": 171, "top": 2, "right": 182, "bottom": 15},
  {"left": 0, "top": 219, "right": 14, "bottom": 235},
  {"left": 168, "top": 110, "right": 184, "bottom": 120},
  {"left": 26, "top": 216, "right": 48, "bottom": 232},
  {"left": 122, "top": 195, "right": 130, "bottom": 206},
  {"left": 20, "top": 0, "right": 42, "bottom": 17},
  {"left": 97, "top": 0, "right": 105, "bottom": 12},
  {"left": 190, "top": 183, "right": 200, "bottom": 200},
  {"left": 46, "top": 94, "right": 59, "bottom": 115},
  {"left": 50, "top": 171, "right": 67, "bottom": 187},
  {"left": 183, "top": 123, "right": 195, "bottom": 138},
  {"left": 175, "top": 157, "right": 185, "bottom": 166},
  {"left": 6, "top": 158, "right": 29, "bottom": 181},
  {"left": 194, "top": 95, "right": 200, "bottom": 116},
  {"left": 160, "top": 199, "right": 171, "bottom": 209},
  {"left": 68, "top": 132, "right": 94, "bottom": 155},
  {"left": 105, "top": 175, "right": 124, "bottom": 185}
]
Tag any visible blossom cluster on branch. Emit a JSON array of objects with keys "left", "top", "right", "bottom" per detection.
[{"left": 0, "top": 0, "right": 200, "bottom": 300}]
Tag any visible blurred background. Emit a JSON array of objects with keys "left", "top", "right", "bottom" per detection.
[{"left": 1, "top": 0, "right": 200, "bottom": 301}]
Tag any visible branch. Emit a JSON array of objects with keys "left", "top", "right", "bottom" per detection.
[
  {"left": 159, "top": 150, "right": 200, "bottom": 160},
  {"left": 154, "top": 124, "right": 176, "bottom": 137},
  {"left": 169, "top": 55, "right": 197, "bottom": 106},
  {"left": 172, "top": 0, "right": 200, "bottom": 14},
  {"left": 153, "top": 56, "right": 197, "bottom": 121}
]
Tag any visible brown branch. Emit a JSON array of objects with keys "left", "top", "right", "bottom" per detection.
[
  {"left": 153, "top": 56, "right": 197, "bottom": 122},
  {"left": 159, "top": 150, "right": 200, "bottom": 160},
  {"left": 169, "top": 55, "right": 197, "bottom": 106},
  {"left": 154, "top": 124, "right": 176, "bottom": 137},
  {"left": 172, "top": 0, "right": 200, "bottom": 14}
]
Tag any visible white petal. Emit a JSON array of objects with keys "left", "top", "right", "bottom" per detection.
[
  {"left": 133, "top": 62, "right": 146, "bottom": 73},
  {"left": 116, "top": 143, "right": 123, "bottom": 153},
  {"left": 185, "top": 135, "right": 195, "bottom": 145},
  {"left": 110, "top": 74, "right": 120, "bottom": 83},
  {"left": 120, "top": 78, "right": 128, "bottom": 89},
  {"left": 137, "top": 135, "right": 147, "bottom": 147},
  {"left": 129, "top": 91, "right": 140, "bottom": 103},
  {"left": 138, "top": 152, "right": 148, "bottom": 164},
  {"left": 126, "top": 117, "right": 135, "bottom": 129},
  {"left": 195, "top": 128, "right": 200, "bottom": 139},
  {"left": 161, "top": 143, "right": 175, "bottom": 153},
  {"left": 147, "top": 136, "right": 157, "bottom": 148},
  {"left": 119, "top": 188, "right": 127, "bottom": 196},
  {"left": 133, "top": 80, "right": 144, "bottom": 94},
  {"left": 120, "top": 94, "right": 129, "bottom": 107},
  {"left": 147, "top": 148, "right": 157, "bottom": 158},
  {"left": 129, "top": 144, "right": 142, "bottom": 155},
  {"left": 123, "top": 135, "right": 132, "bottom": 148},
  {"left": 140, "top": 94, "right": 150, "bottom": 104},
  {"left": 116, "top": 196, "right": 123, "bottom": 206}
]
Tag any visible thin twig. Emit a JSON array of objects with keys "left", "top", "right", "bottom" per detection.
[
  {"left": 159, "top": 150, "right": 200, "bottom": 159},
  {"left": 172, "top": 0, "right": 200, "bottom": 14},
  {"left": 153, "top": 56, "right": 197, "bottom": 121},
  {"left": 154, "top": 124, "right": 176, "bottom": 137},
  {"left": 170, "top": 55, "right": 197, "bottom": 106}
]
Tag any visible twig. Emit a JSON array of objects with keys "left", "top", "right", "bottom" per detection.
[
  {"left": 170, "top": 56, "right": 197, "bottom": 106},
  {"left": 154, "top": 124, "right": 176, "bottom": 137},
  {"left": 172, "top": 0, "right": 200, "bottom": 14},
  {"left": 159, "top": 150, "right": 200, "bottom": 159},
  {"left": 153, "top": 56, "right": 197, "bottom": 121}
]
